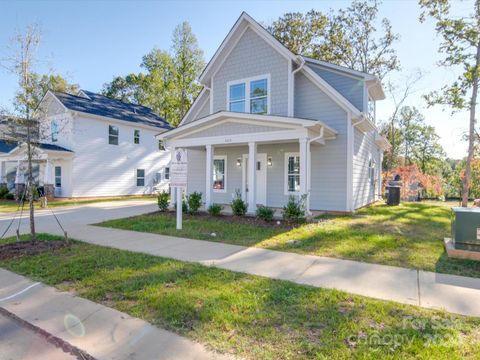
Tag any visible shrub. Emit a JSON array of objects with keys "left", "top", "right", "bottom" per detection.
[
  {"left": 157, "top": 191, "right": 170, "bottom": 212},
  {"left": 282, "top": 195, "right": 306, "bottom": 223},
  {"left": 4, "top": 193, "right": 14, "bottom": 200},
  {"left": 256, "top": 205, "right": 274, "bottom": 222},
  {"left": 174, "top": 199, "right": 188, "bottom": 213},
  {"left": 208, "top": 203, "right": 223, "bottom": 216},
  {"left": 187, "top": 191, "right": 203, "bottom": 215},
  {"left": 0, "top": 186, "right": 9, "bottom": 199},
  {"left": 231, "top": 189, "right": 247, "bottom": 216}
]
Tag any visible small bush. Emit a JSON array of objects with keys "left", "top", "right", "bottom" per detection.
[
  {"left": 174, "top": 199, "right": 188, "bottom": 213},
  {"left": 0, "top": 186, "right": 9, "bottom": 199},
  {"left": 231, "top": 189, "right": 248, "bottom": 216},
  {"left": 157, "top": 191, "right": 170, "bottom": 212},
  {"left": 282, "top": 195, "right": 306, "bottom": 223},
  {"left": 208, "top": 203, "right": 223, "bottom": 216},
  {"left": 4, "top": 193, "right": 14, "bottom": 200},
  {"left": 187, "top": 191, "right": 203, "bottom": 215},
  {"left": 256, "top": 205, "right": 274, "bottom": 222}
]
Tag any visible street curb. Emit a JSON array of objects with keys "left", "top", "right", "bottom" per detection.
[{"left": 0, "top": 306, "right": 96, "bottom": 360}]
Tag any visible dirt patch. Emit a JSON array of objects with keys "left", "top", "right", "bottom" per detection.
[{"left": 0, "top": 240, "right": 67, "bottom": 260}]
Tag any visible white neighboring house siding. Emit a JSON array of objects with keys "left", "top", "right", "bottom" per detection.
[{"left": 69, "top": 113, "right": 170, "bottom": 197}]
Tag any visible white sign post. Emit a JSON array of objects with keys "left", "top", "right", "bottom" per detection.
[{"left": 170, "top": 148, "right": 188, "bottom": 230}]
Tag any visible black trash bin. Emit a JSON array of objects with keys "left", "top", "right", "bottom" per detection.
[{"left": 386, "top": 186, "right": 400, "bottom": 206}]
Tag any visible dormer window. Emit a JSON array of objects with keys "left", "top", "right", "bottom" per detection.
[{"left": 228, "top": 75, "right": 269, "bottom": 114}]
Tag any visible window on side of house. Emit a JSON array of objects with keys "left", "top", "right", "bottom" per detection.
[
  {"left": 51, "top": 120, "right": 59, "bottom": 142},
  {"left": 285, "top": 153, "right": 300, "bottom": 193},
  {"left": 136, "top": 169, "right": 145, "bottom": 186},
  {"left": 213, "top": 156, "right": 226, "bottom": 192},
  {"left": 250, "top": 79, "right": 268, "bottom": 114},
  {"left": 134, "top": 129, "right": 140, "bottom": 144},
  {"left": 109, "top": 125, "right": 119, "bottom": 145},
  {"left": 368, "top": 155, "right": 376, "bottom": 183},
  {"left": 229, "top": 83, "right": 245, "bottom": 112},
  {"left": 158, "top": 140, "right": 165, "bottom": 151},
  {"left": 164, "top": 167, "right": 170, "bottom": 180},
  {"left": 54, "top": 166, "right": 61, "bottom": 187}
]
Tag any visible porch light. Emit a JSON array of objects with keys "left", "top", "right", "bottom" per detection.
[
  {"left": 267, "top": 157, "right": 273, "bottom": 166},
  {"left": 236, "top": 158, "right": 242, "bottom": 167}
]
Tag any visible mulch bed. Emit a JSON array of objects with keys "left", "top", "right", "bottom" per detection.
[{"left": 0, "top": 240, "right": 68, "bottom": 260}]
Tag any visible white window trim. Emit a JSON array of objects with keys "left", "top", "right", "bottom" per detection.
[
  {"left": 109, "top": 125, "right": 119, "bottom": 145},
  {"left": 213, "top": 155, "right": 227, "bottom": 193},
  {"left": 136, "top": 168, "right": 145, "bottom": 187},
  {"left": 51, "top": 120, "right": 59, "bottom": 143},
  {"left": 164, "top": 167, "right": 170, "bottom": 180},
  {"left": 54, "top": 166, "right": 61, "bottom": 188},
  {"left": 284, "top": 152, "right": 300, "bottom": 195},
  {"left": 226, "top": 74, "right": 271, "bottom": 114}
]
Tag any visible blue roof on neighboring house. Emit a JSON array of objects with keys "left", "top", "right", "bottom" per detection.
[
  {"left": 0, "top": 139, "right": 17, "bottom": 154},
  {"left": 52, "top": 90, "right": 173, "bottom": 130},
  {"left": 0, "top": 139, "right": 72, "bottom": 154}
]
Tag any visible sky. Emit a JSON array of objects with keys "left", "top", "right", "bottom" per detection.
[{"left": 0, "top": 0, "right": 475, "bottom": 159}]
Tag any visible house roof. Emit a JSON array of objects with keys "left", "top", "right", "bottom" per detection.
[
  {"left": 51, "top": 90, "right": 173, "bottom": 130},
  {"left": 0, "top": 139, "right": 72, "bottom": 154}
]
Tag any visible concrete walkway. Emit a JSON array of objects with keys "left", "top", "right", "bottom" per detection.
[
  {"left": 0, "top": 268, "right": 230, "bottom": 360},
  {"left": 1, "top": 200, "right": 480, "bottom": 319}
]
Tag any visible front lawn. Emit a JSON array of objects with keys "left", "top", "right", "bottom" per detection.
[
  {"left": 1, "top": 235, "right": 479, "bottom": 359},
  {"left": 99, "top": 202, "right": 480, "bottom": 278},
  {"left": 0, "top": 195, "right": 156, "bottom": 213}
]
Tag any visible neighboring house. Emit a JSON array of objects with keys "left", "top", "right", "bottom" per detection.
[
  {"left": 158, "top": 12, "right": 390, "bottom": 213},
  {"left": 0, "top": 90, "right": 172, "bottom": 198}
]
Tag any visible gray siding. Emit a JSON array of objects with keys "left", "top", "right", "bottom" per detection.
[
  {"left": 182, "top": 90, "right": 210, "bottom": 125},
  {"left": 186, "top": 149, "right": 206, "bottom": 195},
  {"left": 181, "top": 122, "right": 284, "bottom": 139},
  {"left": 212, "top": 28, "right": 289, "bottom": 116},
  {"left": 352, "top": 128, "right": 381, "bottom": 209},
  {"left": 308, "top": 64, "right": 365, "bottom": 112},
  {"left": 294, "top": 72, "right": 349, "bottom": 211}
]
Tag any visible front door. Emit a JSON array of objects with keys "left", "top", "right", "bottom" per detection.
[{"left": 242, "top": 153, "right": 267, "bottom": 206}]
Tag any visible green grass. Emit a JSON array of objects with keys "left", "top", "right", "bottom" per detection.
[
  {"left": 99, "top": 202, "right": 480, "bottom": 278},
  {"left": 1, "top": 235, "right": 479, "bottom": 359},
  {"left": 0, "top": 195, "right": 156, "bottom": 213}
]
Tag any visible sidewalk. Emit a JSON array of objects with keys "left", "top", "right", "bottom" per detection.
[
  {"left": 0, "top": 268, "right": 230, "bottom": 360},
  {"left": 50, "top": 224, "right": 480, "bottom": 318}
]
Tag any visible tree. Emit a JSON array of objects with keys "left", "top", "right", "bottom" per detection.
[
  {"left": 1, "top": 24, "right": 42, "bottom": 241},
  {"left": 269, "top": 0, "right": 400, "bottom": 80},
  {"left": 171, "top": 21, "right": 205, "bottom": 124},
  {"left": 29, "top": 73, "right": 79, "bottom": 108},
  {"left": 101, "top": 74, "right": 144, "bottom": 104},
  {"left": 410, "top": 124, "right": 445, "bottom": 173},
  {"left": 398, "top": 106, "right": 425, "bottom": 165},
  {"left": 420, "top": 0, "right": 480, "bottom": 207}
]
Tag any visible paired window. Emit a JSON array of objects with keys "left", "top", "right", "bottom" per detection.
[
  {"left": 134, "top": 129, "right": 140, "bottom": 144},
  {"left": 158, "top": 140, "right": 165, "bottom": 151},
  {"left": 136, "top": 169, "right": 145, "bottom": 186},
  {"left": 228, "top": 76, "right": 269, "bottom": 114},
  {"left": 109, "top": 125, "right": 119, "bottom": 145},
  {"left": 213, "top": 156, "right": 226, "bottom": 192},
  {"left": 51, "top": 120, "right": 59, "bottom": 142},
  {"left": 285, "top": 153, "right": 300, "bottom": 193},
  {"left": 54, "top": 166, "right": 61, "bottom": 187}
]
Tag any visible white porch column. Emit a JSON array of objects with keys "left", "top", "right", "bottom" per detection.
[
  {"left": 15, "top": 160, "right": 24, "bottom": 184},
  {"left": 299, "top": 138, "right": 309, "bottom": 213},
  {"left": 205, "top": 144, "right": 213, "bottom": 208},
  {"left": 247, "top": 141, "right": 257, "bottom": 214},
  {"left": 0, "top": 161, "right": 6, "bottom": 185}
]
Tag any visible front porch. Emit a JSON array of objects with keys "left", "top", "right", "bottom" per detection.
[
  {"left": 159, "top": 111, "right": 337, "bottom": 214},
  {"left": 0, "top": 143, "right": 73, "bottom": 200}
]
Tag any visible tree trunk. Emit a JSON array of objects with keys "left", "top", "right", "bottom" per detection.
[
  {"left": 26, "top": 112, "right": 36, "bottom": 241},
  {"left": 462, "top": 39, "right": 480, "bottom": 207}
]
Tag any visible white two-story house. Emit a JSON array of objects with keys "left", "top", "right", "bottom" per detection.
[
  {"left": 0, "top": 90, "right": 172, "bottom": 199},
  {"left": 158, "top": 12, "right": 390, "bottom": 213}
]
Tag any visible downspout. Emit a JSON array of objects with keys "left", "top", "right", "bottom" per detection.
[
  {"left": 290, "top": 56, "right": 305, "bottom": 117},
  {"left": 304, "top": 126, "right": 325, "bottom": 215}
]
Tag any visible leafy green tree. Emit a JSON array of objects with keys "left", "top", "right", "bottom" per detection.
[
  {"left": 172, "top": 21, "right": 205, "bottom": 124},
  {"left": 101, "top": 74, "right": 144, "bottom": 104},
  {"left": 410, "top": 124, "right": 446, "bottom": 174},
  {"left": 398, "top": 106, "right": 425, "bottom": 165},
  {"left": 269, "top": 0, "right": 400, "bottom": 80},
  {"left": 420, "top": 0, "right": 480, "bottom": 207}
]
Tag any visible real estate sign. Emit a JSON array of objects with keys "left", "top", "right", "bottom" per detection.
[{"left": 170, "top": 148, "right": 188, "bottom": 188}]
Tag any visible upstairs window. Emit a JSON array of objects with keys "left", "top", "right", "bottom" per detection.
[
  {"left": 51, "top": 120, "right": 59, "bottom": 142},
  {"left": 109, "top": 125, "right": 119, "bottom": 145},
  {"left": 229, "top": 83, "right": 245, "bottom": 112},
  {"left": 158, "top": 140, "right": 165, "bottom": 151},
  {"left": 134, "top": 129, "right": 140, "bottom": 144},
  {"left": 136, "top": 169, "right": 145, "bottom": 186},
  {"left": 228, "top": 75, "right": 269, "bottom": 114}
]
